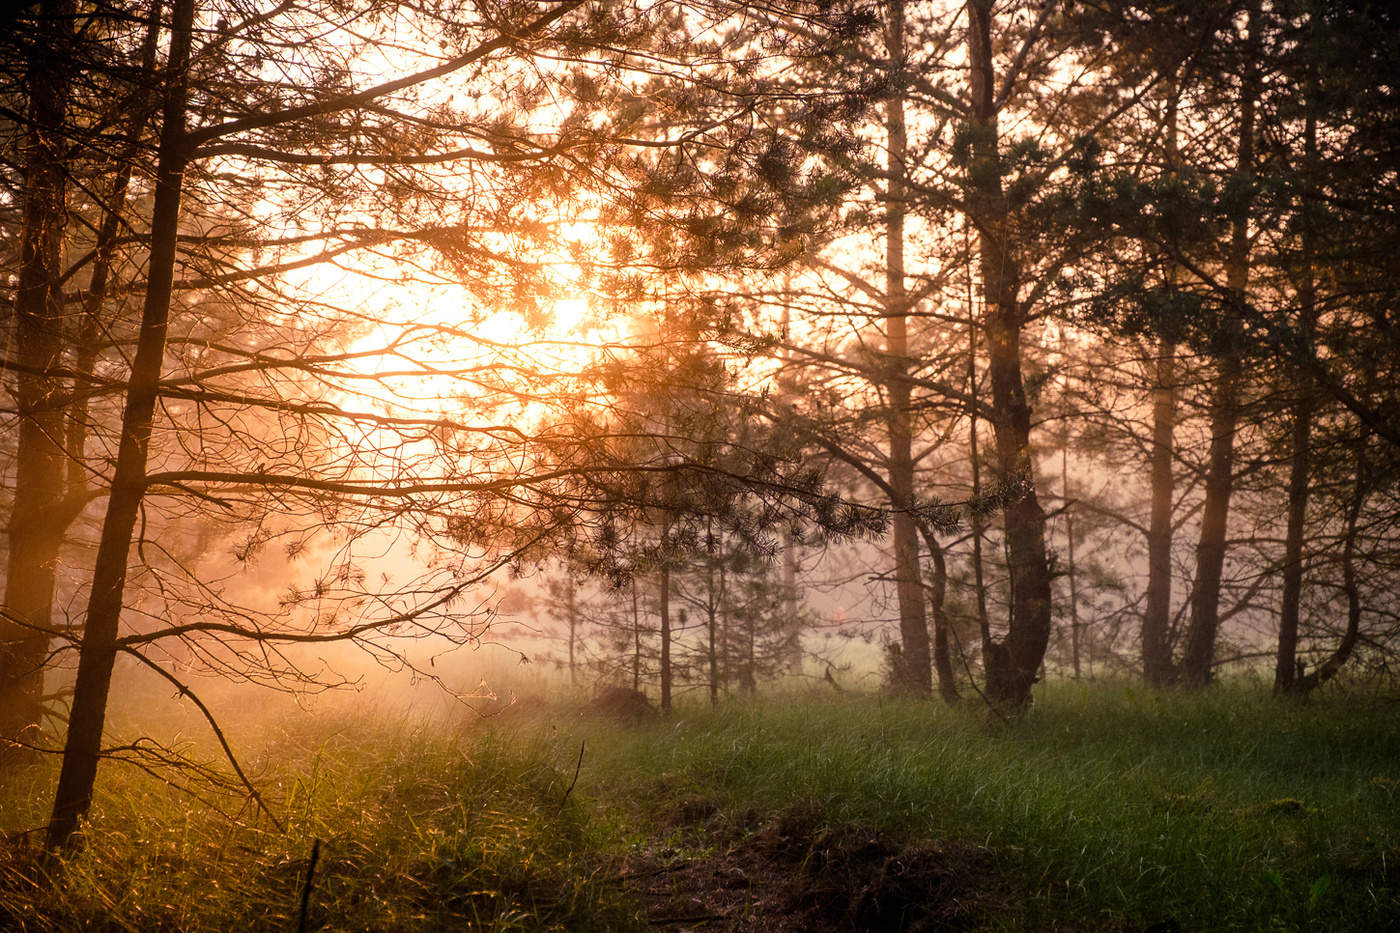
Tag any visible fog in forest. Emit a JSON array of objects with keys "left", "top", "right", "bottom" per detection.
[{"left": 2, "top": 1, "right": 1398, "bottom": 928}]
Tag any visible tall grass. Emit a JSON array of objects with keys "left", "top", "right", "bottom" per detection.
[
  {"left": 573, "top": 682, "right": 1400, "bottom": 931},
  {"left": 2, "top": 682, "right": 1396, "bottom": 930},
  {"left": 1, "top": 711, "right": 639, "bottom": 931}
]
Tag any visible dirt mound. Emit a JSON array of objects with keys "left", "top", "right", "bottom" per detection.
[
  {"left": 621, "top": 800, "right": 1009, "bottom": 931},
  {"left": 590, "top": 686, "right": 659, "bottom": 721}
]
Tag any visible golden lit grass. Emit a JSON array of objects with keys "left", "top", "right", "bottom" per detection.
[{"left": 1, "top": 710, "right": 639, "bottom": 931}]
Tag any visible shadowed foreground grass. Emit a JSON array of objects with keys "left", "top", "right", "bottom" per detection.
[{"left": 1, "top": 682, "right": 1397, "bottom": 930}]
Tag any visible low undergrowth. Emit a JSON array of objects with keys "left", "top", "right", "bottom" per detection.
[
  {"left": 0, "top": 682, "right": 1396, "bottom": 930},
  {"left": 577, "top": 681, "right": 1400, "bottom": 931},
  {"left": 1, "top": 714, "right": 640, "bottom": 931}
]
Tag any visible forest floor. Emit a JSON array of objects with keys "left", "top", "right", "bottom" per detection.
[
  {"left": 2, "top": 680, "right": 1398, "bottom": 930},
  {"left": 612, "top": 795, "right": 1013, "bottom": 931}
]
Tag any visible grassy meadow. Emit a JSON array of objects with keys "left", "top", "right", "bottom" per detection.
[{"left": 2, "top": 681, "right": 1398, "bottom": 931}]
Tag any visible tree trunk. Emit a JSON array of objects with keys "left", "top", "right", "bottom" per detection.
[
  {"left": 1142, "top": 78, "right": 1183, "bottom": 686},
  {"left": 915, "top": 522, "right": 960, "bottom": 705},
  {"left": 966, "top": 243, "right": 992, "bottom": 654},
  {"left": 631, "top": 577, "right": 641, "bottom": 692},
  {"left": 1274, "top": 389, "right": 1314, "bottom": 694},
  {"left": 46, "top": 0, "right": 196, "bottom": 850},
  {"left": 967, "top": 0, "right": 1053, "bottom": 708},
  {"left": 565, "top": 575, "right": 578, "bottom": 687},
  {"left": 1275, "top": 76, "right": 1319, "bottom": 695},
  {"left": 1, "top": 0, "right": 76, "bottom": 763},
  {"left": 884, "top": 0, "right": 932, "bottom": 695},
  {"left": 1063, "top": 447, "right": 1081, "bottom": 679},
  {"left": 1180, "top": 354, "right": 1243, "bottom": 686},
  {"left": 1142, "top": 339, "right": 1178, "bottom": 684},
  {"left": 1289, "top": 464, "right": 1366, "bottom": 696},
  {"left": 781, "top": 529, "right": 802, "bottom": 674},
  {"left": 705, "top": 526, "right": 718, "bottom": 709},
  {"left": 658, "top": 565, "right": 672, "bottom": 714},
  {"left": 1180, "top": 1, "right": 1259, "bottom": 688}
]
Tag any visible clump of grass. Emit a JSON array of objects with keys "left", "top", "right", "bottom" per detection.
[{"left": 1, "top": 711, "right": 639, "bottom": 931}]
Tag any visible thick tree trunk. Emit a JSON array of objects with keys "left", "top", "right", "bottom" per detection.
[
  {"left": 967, "top": 0, "right": 1052, "bottom": 708},
  {"left": 883, "top": 0, "right": 932, "bottom": 695},
  {"left": 1180, "top": 356, "right": 1243, "bottom": 686},
  {"left": 1180, "top": 2, "right": 1258, "bottom": 688},
  {"left": 46, "top": 0, "right": 196, "bottom": 850},
  {"left": 1142, "top": 339, "right": 1178, "bottom": 684},
  {"left": 1, "top": 0, "right": 76, "bottom": 762}
]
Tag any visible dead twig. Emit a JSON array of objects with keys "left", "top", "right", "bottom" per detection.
[
  {"left": 555, "top": 739, "right": 585, "bottom": 816},
  {"left": 297, "top": 838, "right": 321, "bottom": 933}
]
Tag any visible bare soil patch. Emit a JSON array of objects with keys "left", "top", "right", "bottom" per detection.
[{"left": 618, "top": 798, "right": 1013, "bottom": 931}]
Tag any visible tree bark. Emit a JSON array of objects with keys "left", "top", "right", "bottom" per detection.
[
  {"left": 1063, "top": 446, "right": 1081, "bottom": 679},
  {"left": 1180, "top": 1, "right": 1259, "bottom": 688},
  {"left": 565, "top": 575, "right": 578, "bottom": 687},
  {"left": 1275, "top": 75, "right": 1319, "bottom": 695},
  {"left": 46, "top": 0, "right": 196, "bottom": 849},
  {"left": 915, "top": 522, "right": 960, "bottom": 704},
  {"left": 1, "top": 0, "right": 76, "bottom": 763},
  {"left": 659, "top": 564, "right": 672, "bottom": 714},
  {"left": 1288, "top": 465, "right": 1366, "bottom": 696},
  {"left": 1142, "top": 338, "right": 1178, "bottom": 684},
  {"left": 883, "top": 0, "right": 932, "bottom": 695},
  {"left": 1274, "top": 387, "right": 1313, "bottom": 693},
  {"left": 966, "top": 0, "right": 1053, "bottom": 708}
]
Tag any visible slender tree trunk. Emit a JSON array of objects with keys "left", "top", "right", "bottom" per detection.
[
  {"left": 718, "top": 560, "right": 727, "bottom": 693},
  {"left": 1290, "top": 463, "right": 1366, "bottom": 696},
  {"left": 1274, "top": 388, "right": 1314, "bottom": 693},
  {"left": 566, "top": 575, "right": 577, "bottom": 687},
  {"left": 1143, "top": 79, "right": 1183, "bottom": 686},
  {"left": 1181, "top": 1, "right": 1259, "bottom": 687},
  {"left": 631, "top": 578, "right": 640, "bottom": 692},
  {"left": 47, "top": 0, "right": 196, "bottom": 849},
  {"left": 1063, "top": 446, "right": 1081, "bottom": 679},
  {"left": 966, "top": 0, "right": 1053, "bottom": 708},
  {"left": 706, "top": 562, "right": 718, "bottom": 709},
  {"left": 966, "top": 236, "right": 991, "bottom": 654},
  {"left": 658, "top": 565, "right": 672, "bottom": 714},
  {"left": 915, "top": 523, "right": 960, "bottom": 704},
  {"left": 1275, "top": 79, "right": 1319, "bottom": 695},
  {"left": 884, "top": 0, "right": 932, "bottom": 694},
  {"left": 64, "top": 0, "right": 164, "bottom": 505},
  {"left": 1, "top": 0, "right": 76, "bottom": 762},
  {"left": 781, "top": 530, "right": 802, "bottom": 674},
  {"left": 1142, "top": 339, "right": 1178, "bottom": 684},
  {"left": 743, "top": 613, "right": 756, "bottom": 693},
  {"left": 705, "top": 521, "right": 718, "bottom": 708}
]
